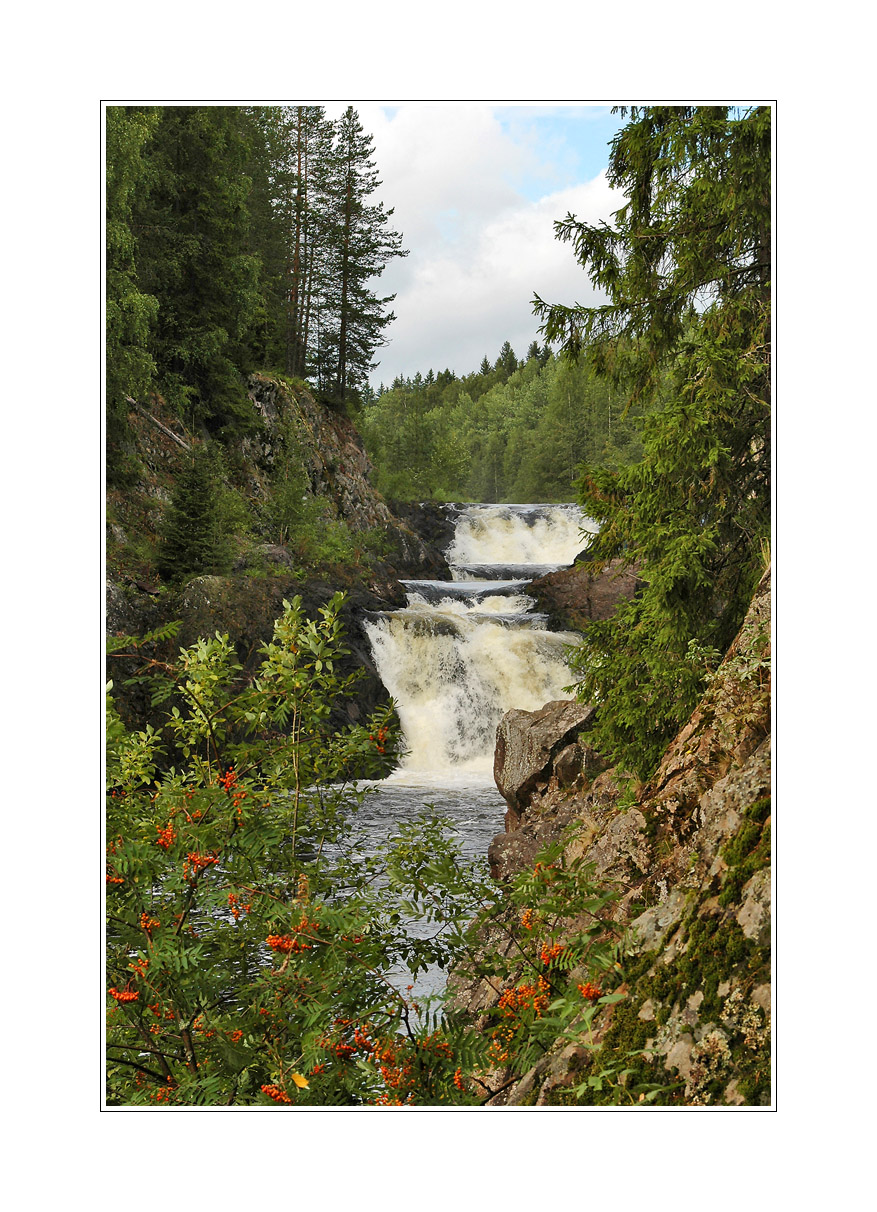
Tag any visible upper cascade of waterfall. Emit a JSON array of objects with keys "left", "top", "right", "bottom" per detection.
[{"left": 444, "top": 503, "right": 594, "bottom": 576}]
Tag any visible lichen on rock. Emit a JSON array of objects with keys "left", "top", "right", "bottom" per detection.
[{"left": 453, "top": 566, "right": 773, "bottom": 1107}]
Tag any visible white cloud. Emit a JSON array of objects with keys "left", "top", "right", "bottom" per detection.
[
  {"left": 371, "top": 175, "right": 621, "bottom": 383},
  {"left": 327, "top": 104, "right": 623, "bottom": 385}
]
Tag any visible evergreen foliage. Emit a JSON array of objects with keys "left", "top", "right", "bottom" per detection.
[
  {"left": 359, "top": 341, "right": 649, "bottom": 502},
  {"left": 315, "top": 107, "right": 408, "bottom": 408},
  {"left": 156, "top": 447, "right": 233, "bottom": 582},
  {"left": 129, "top": 106, "right": 264, "bottom": 435},
  {"left": 534, "top": 105, "right": 771, "bottom": 776},
  {"left": 105, "top": 108, "right": 160, "bottom": 465},
  {"left": 105, "top": 103, "right": 408, "bottom": 462}
]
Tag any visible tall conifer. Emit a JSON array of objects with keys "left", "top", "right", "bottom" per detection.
[
  {"left": 317, "top": 107, "right": 407, "bottom": 407},
  {"left": 534, "top": 104, "right": 771, "bottom": 776}
]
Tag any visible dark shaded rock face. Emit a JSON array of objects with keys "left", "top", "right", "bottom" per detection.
[
  {"left": 385, "top": 501, "right": 457, "bottom": 567},
  {"left": 106, "top": 571, "right": 403, "bottom": 743},
  {"left": 528, "top": 559, "right": 645, "bottom": 631},
  {"left": 453, "top": 566, "right": 772, "bottom": 1107}
]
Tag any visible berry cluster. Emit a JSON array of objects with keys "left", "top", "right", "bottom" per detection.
[
  {"left": 520, "top": 908, "right": 534, "bottom": 931},
  {"left": 577, "top": 981, "right": 603, "bottom": 1001},
  {"left": 218, "top": 768, "right": 238, "bottom": 791},
  {"left": 218, "top": 768, "right": 248, "bottom": 819},
  {"left": 183, "top": 851, "right": 218, "bottom": 880},
  {"left": 489, "top": 976, "right": 551, "bottom": 1065},
  {"left": 156, "top": 823, "right": 176, "bottom": 850},
  {"left": 266, "top": 933, "right": 312, "bottom": 954},
  {"left": 260, "top": 1084, "right": 292, "bottom": 1104},
  {"left": 368, "top": 725, "right": 389, "bottom": 755},
  {"left": 539, "top": 941, "right": 564, "bottom": 966},
  {"left": 227, "top": 892, "right": 251, "bottom": 920},
  {"left": 140, "top": 912, "right": 161, "bottom": 933},
  {"left": 108, "top": 986, "right": 139, "bottom": 1003}
]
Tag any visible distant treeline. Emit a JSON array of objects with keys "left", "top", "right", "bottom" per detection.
[{"left": 360, "top": 340, "right": 656, "bottom": 503}]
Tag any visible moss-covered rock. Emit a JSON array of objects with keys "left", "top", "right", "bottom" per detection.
[{"left": 453, "top": 566, "right": 772, "bottom": 1107}]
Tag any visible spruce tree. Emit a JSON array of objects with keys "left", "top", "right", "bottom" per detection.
[
  {"left": 131, "top": 106, "right": 263, "bottom": 434},
  {"left": 157, "top": 448, "right": 232, "bottom": 582},
  {"left": 105, "top": 107, "right": 160, "bottom": 473},
  {"left": 534, "top": 105, "right": 771, "bottom": 777}
]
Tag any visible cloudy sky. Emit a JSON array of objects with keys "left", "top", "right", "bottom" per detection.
[{"left": 323, "top": 103, "right": 627, "bottom": 388}]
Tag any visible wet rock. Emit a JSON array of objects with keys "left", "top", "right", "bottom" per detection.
[{"left": 528, "top": 559, "right": 644, "bottom": 631}]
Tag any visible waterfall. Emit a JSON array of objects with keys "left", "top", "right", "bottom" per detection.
[{"left": 363, "top": 503, "right": 594, "bottom": 782}]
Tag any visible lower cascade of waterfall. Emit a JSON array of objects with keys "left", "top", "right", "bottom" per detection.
[{"left": 363, "top": 502, "right": 592, "bottom": 782}]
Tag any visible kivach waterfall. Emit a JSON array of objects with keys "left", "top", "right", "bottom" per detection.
[
  {"left": 356, "top": 503, "right": 593, "bottom": 999},
  {"left": 364, "top": 504, "right": 591, "bottom": 781}
]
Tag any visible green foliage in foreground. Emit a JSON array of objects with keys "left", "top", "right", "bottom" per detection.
[{"left": 106, "top": 597, "right": 654, "bottom": 1107}]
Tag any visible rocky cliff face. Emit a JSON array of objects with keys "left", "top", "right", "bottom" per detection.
[
  {"left": 242, "top": 375, "right": 445, "bottom": 576},
  {"left": 106, "top": 375, "right": 449, "bottom": 734},
  {"left": 451, "top": 565, "right": 772, "bottom": 1107}
]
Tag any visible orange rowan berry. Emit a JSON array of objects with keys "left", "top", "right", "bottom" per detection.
[
  {"left": 156, "top": 823, "right": 176, "bottom": 850},
  {"left": 108, "top": 986, "right": 139, "bottom": 1003},
  {"left": 260, "top": 1084, "right": 292, "bottom": 1104}
]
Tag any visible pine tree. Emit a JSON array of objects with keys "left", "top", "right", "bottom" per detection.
[
  {"left": 534, "top": 105, "right": 771, "bottom": 777},
  {"left": 317, "top": 107, "right": 407, "bottom": 407}
]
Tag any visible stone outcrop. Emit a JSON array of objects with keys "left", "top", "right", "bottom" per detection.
[
  {"left": 528, "top": 559, "right": 644, "bottom": 631},
  {"left": 244, "top": 374, "right": 448, "bottom": 578},
  {"left": 493, "top": 700, "right": 598, "bottom": 827},
  {"left": 451, "top": 565, "right": 772, "bottom": 1107},
  {"left": 106, "top": 375, "right": 451, "bottom": 740}
]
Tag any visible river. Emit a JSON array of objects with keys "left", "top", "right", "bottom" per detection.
[{"left": 354, "top": 502, "right": 593, "bottom": 1001}]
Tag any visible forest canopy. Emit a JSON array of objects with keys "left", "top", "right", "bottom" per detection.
[{"left": 106, "top": 104, "right": 406, "bottom": 462}]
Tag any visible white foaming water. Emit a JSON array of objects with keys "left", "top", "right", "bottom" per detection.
[
  {"left": 362, "top": 503, "right": 589, "bottom": 779},
  {"left": 446, "top": 503, "right": 594, "bottom": 570}
]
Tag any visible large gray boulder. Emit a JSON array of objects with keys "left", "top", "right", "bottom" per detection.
[{"left": 494, "top": 700, "right": 596, "bottom": 818}]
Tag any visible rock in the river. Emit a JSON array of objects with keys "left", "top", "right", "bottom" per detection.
[
  {"left": 494, "top": 700, "right": 597, "bottom": 819},
  {"left": 528, "top": 559, "right": 644, "bottom": 631}
]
